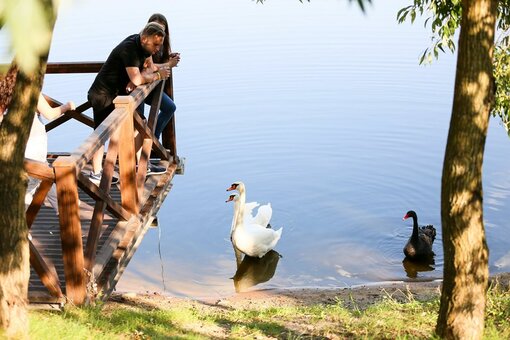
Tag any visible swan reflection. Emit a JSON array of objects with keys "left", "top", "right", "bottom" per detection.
[
  {"left": 233, "top": 250, "right": 281, "bottom": 293},
  {"left": 402, "top": 256, "right": 435, "bottom": 279}
]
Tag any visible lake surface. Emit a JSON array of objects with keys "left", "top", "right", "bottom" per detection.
[{"left": 3, "top": 0, "right": 510, "bottom": 298}]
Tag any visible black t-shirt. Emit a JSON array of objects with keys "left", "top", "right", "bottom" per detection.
[{"left": 88, "top": 34, "right": 150, "bottom": 99}]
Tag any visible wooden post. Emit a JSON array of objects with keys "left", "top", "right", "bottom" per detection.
[
  {"left": 53, "top": 156, "right": 86, "bottom": 305},
  {"left": 161, "top": 77, "right": 177, "bottom": 162},
  {"left": 114, "top": 96, "right": 139, "bottom": 214}
]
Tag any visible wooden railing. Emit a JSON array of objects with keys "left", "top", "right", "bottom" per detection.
[{"left": 24, "top": 62, "right": 179, "bottom": 304}]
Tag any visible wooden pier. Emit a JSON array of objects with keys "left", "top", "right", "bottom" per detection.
[{"left": 25, "top": 62, "right": 183, "bottom": 306}]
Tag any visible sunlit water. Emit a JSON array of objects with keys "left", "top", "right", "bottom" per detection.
[{"left": 3, "top": 0, "right": 510, "bottom": 298}]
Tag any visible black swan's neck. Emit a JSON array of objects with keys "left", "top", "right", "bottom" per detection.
[{"left": 410, "top": 215, "right": 419, "bottom": 240}]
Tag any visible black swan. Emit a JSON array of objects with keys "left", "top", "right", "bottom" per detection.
[{"left": 402, "top": 210, "right": 436, "bottom": 260}]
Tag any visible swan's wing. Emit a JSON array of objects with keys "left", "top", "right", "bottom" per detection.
[
  {"left": 233, "top": 224, "right": 283, "bottom": 258},
  {"left": 244, "top": 224, "right": 282, "bottom": 247},
  {"left": 420, "top": 225, "right": 436, "bottom": 244},
  {"left": 244, "top": 201, "right": 259, "bottom": 223},
  {"left": 253, "top": 203, "right": 272, "bottom": 227}
]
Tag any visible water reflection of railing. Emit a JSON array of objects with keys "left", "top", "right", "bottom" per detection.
[
  {"left": 25, "top": 62, "right": 181, "bottom": 305},
  {"left": 233, "top": 250, "right": 281, "bottom": 293}
]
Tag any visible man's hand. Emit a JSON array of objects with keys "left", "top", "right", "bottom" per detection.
[{"left": 168, "top": 52, "right": 181, "bottom": 68}]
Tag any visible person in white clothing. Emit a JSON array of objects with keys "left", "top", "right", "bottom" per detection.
[{"left": 25, "top": 94, "right": 75, "bottom": 212}]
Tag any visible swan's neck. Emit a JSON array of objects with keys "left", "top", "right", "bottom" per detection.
[
  {"left": 236, "top": 194, "right": 246, "bottom": 229},
  {"left": 230, "top": 199, "right": 240, "bottom": 235},
  {"left": 411, "top": 215, "right": 419, "bottom": 240}
]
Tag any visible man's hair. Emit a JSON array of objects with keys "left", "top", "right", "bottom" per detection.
[{"left": 141, "top": 22, "right": 165, "bottom": 38}]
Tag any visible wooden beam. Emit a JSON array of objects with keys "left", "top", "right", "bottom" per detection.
[
  {"left": 147, "top": 81, "right": 164, "bottom": 131},
  {"left": 53, "top": 156, "right": 86, "bottom": 305},
  {"left": 161, "top": 78, "right": 177, "bottom": 161},
  {"left": 70, "top": 107, "right": 128, "bottom": 171},
  {"left": 77, "top": 173, "right": 131, "bottom": 221},
  {"left": 46, "top": 62, "right": 104, "bottom": 74},
  {"left": 45, "top": 102, "right": 94, "bottom": 132},
  {"left": 115, "top": 97, "right": 139, "bottom": 214},
  {"left": 136, "top": 138, "right": 152, "bottom": 203},
  {"left": 30, "top": 239, "right": 63, "bottom": 298},
  {"left": 92, "top": 216, "right": 137, "bottom": 282},
  {"left": 24, "top": 159, "right": 55, "bottom": 182},
  {"left": 25, "top": 180, "right": 53, "bottom": 228},
  {"left": 84, "top": 127, "right": 120, "bottom": 272},
  {"left": 132, "top": 111, "right": 169, "bottom": 160}
]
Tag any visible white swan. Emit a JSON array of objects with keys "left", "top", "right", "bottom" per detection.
[
  {"left": 227, "top": 181, "right": 272, "bottom": 228},
  {"left": 226, "top": 193, "right": 282, "bottom": 258}
]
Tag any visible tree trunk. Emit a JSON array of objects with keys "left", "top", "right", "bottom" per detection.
[
  {"left": 0, "top": 65, "right": 49, "bottom": 338},
  {"left": 436, "top": 0, "right": 497, "bottom": 339},
  {"left": 0, "top": 1, "right": 56, "bottom": 336}
]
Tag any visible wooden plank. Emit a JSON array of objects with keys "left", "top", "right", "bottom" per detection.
[
  {"left": 29, "top": 239, "right": 63, "bottom": 298},
  {"left": 84, "top": 128, "right": 120, "bottom": 272},
  {"left": 147, "top": 81, "right": 164, "bottom": 131},
  {"left": 24, "top": 159, "right": 55, "bottom": 181},
  {"left": 53, "top": 156, "right": 86, "bottom": 305},
  {"left": 136, "top": 138, "right": 152, "bottom": 202},
  {"left": 115, "top": 97, "right": 139, "bottom": 215},
  {"left": 26, "top": 180, "right": 53, "bottom": 228},
  {"left": 161, "top": 79, "right": 177, "bottom": 160},
  {"left": 70, "top": 107, "right": 127, "bottom": 171},
  {"left": 76, "top": 173, "right": 131, "bottom": 221},
  {"left": 139, "top": 163, "right": 177, "bottom": 218},
  {"left": 93, "top": 217, "right": 137, "bottom": 281},
  {"left": 133, "top": 111, "right": 169, "bottom": 160},
  {"left": 46, "top": 62, "right": 104, "bottom": 74},
  {"left": 45, "top": 103, "right": 94, "bottom": 132},
  {"left": 70, "top": 107, "right": 94, "bottom": 126}
]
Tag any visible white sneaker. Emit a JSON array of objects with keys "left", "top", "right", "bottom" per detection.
[{"left": 89, "top": 171, "right": 119, "bottom": 185}]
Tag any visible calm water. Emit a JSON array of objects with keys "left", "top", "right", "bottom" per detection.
[{"left": 3, "top": 0, "right": 510, "bottom": 298}]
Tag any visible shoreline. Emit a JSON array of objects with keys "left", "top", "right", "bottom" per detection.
[
  {"left": 111, "top": 280, "right": 444, "bottom": 311},
  {"left": 110, "top": 273, "right": 509, "bottom": 311}
]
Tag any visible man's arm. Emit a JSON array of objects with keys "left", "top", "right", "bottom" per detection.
[
  {"left": 125, "top": 65, "right": 170, "bottom": 93},
  {"left": 125, "top": 66, "right": 160, "bottom": 87}
]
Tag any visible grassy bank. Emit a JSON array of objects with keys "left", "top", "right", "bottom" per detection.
[{"left": 29, "top": 281, "right": 510, "bottom": 339}]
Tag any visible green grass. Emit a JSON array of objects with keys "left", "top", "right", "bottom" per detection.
[{"left": 28, "top": 285, "right": 510, "bottom": 340}]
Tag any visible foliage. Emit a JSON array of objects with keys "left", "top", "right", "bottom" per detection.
[
  {"left": 397, "top": 0, "right": 461, "bottom": 65},
  {"left": 0, "top": 0, "right": 58, "bottom": 73},
  {"left": 494, "top": 33, "right": 510, "bottom": 135},
  {"left": 398, "top": 0, "right": 510, "bottom": 135}
]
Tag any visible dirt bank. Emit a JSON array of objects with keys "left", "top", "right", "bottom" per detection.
[{"left": 109, "top": 273, "right": 510, "bottom": 311}]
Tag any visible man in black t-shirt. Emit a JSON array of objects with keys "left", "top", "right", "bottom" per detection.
[{"left": 88, "top": 22, "right": 170, "bottom": 184}]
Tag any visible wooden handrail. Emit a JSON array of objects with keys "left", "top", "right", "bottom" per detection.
[
  {"left": 46, "top": 62, "right": 104, "bottom": 74},
  {"left": 24, "top": 159, "right": 55, "bottom": 181}
]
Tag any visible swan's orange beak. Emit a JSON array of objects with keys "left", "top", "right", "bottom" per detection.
[
  {"left": 403, "top": 214, "right": 410, "bottom": 221},
  {"left": 226, "top": 183, "right": 238, "bottom": 191},
  {"left": 225, "top": 195, "right": 236, "bottom": 203}
]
